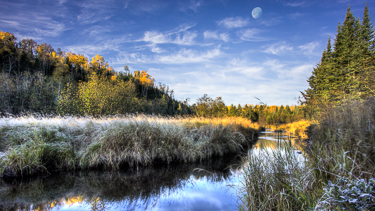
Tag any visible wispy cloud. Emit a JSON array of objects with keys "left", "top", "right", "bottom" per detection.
[
  {"left": 174, "top": 31, "right": 198, "bottom": 45},
  {"left": 82, "top": 25, "right": 113, "bottom": 37},
  {"left": 187, "top": 0, "right": 203, "bottom": 12},
  {"left": 299, "top": 41, "right": 320, "bottom": 55},
  {"left": 264, "top": 59, "right": 286, "bottom": 73},
  {"left": 143, "top": 31, "right": 170, "bottom": 44},
  {"left": 111, "top": 47, "right": 222, "bottom": 65},
  {"left": 77, "top": 9, "right": 113, "bottom": 24},
  {"left": 140, "top": 24, "right": 199, "bottom": 52},
  {"left": 155, "top": 48, "right": 221, "bottom": 64},
  {"left": 142, "top": 30, "right": 198, "bottom": 46},
  {"left": 283, "top": 0, "right": 310, "bottom": 7},
  {"left": 217, "top": 17, "right": 249, "bottom": 29},
  {"left": 203, "top": 30, "right": 230, "bottom": 42},
  {"left": 337, "top": 0, "right": 350, "bottom": 3},
  {"left": 238, "top": 28, "right": 265, "bottom": 41},
  {"left": 263, "top": 59, "right": 313, "bottom": 81},
  {"left": 288, "top": 12, "right": 304, "bottom": 20},
  {"left": 123, "top": 0, "right": 168, "bottom": 14},
  {"left": 260, "top": 16, "right": 283, "bottom": 26},
  {"left": 0, "top": 15, "right": 67, "bottom": 38},
  {"left": 148, "top": 44, "right": 165, "bottom": 53},
  {"left": 65, "top": 36, "right": 129, "bottom": 57},
  {"left": 58, "top": 0, "right": 67, "bottom": 5},
  {"left": 123, "top": 0, "right": 133, "bottom": 9},
  {"left": 263, "top": 42, "right": 293, "bottom": 55}
]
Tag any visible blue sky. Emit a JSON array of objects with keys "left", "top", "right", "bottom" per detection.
[{"left": 1, "top": 0, "right": 374, "bottom": 106}]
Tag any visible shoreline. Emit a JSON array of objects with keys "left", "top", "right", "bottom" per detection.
[{"left": 0, "top": 116, "right": 259, "bottom": 178}]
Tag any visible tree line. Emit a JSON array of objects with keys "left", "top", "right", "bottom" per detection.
[
  {"left": 191, "top": 94, "right": 305, "bottom": 125},
  {"left": 0, "top": 30, "right": 305, "bottom": 125},
  {"left": 0, "top": 31, "right": 192, "bottom": 116}
]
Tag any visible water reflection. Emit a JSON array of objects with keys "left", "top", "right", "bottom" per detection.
[
  {"left": 0, "top": 130, "right": 303, "bottom": 211},
  {"left": 256, "top": 129, "right": 305, "bottom": 153},
  {"left": 0, "top": 155, "right": 245, "bottom": 211},
  {"left": 250, "top": 129, "right": 306, "bottom": 172}
]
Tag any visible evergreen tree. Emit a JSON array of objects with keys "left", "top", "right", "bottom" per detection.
[
  {"left": 361, "top": 3, "right": 375, "bottom": 55},
  {"left": 305, "top": 4, "right": 375, "bottom": 104}
]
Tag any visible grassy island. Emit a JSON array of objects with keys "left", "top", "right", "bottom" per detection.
[{"left": 0, "top": 116, "right": 258, "bottom": 177}]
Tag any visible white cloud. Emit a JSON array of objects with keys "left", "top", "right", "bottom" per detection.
[
  {"left": 0, "top": 20, "right": 20, "bottom": 28},
  {"left": 0, "top": 16, "right": 66, "bottom": 38},
  {"left": 110, "top": 47, "right": 221, "bottom": 65},
  {"left": 203, "top": 30, "right": 230, "bottom": 42},
  {"left": 123, "top": 0, "right": 133, "bottom": 9},
  {"left": 264, "top": 59, "right": 313, "bottom": 80},
  {"left": 188, "top": 0, "right": 203, "bottom": 12},
  {"left": 143, "top": 30, "right": 171, "bottom": 44},
  {"left": 289, "top": 64, "right": 313, "bottom": 79},
  {"left": 238, "top": 29, "right": 264, "bottom": 41},
  {"left": 283, "top": 0, "right": 310, "bottom": 7},
  {"left": 217, "top": 17, "right": 249, "bottom": 29},
  {"left": 141, "top": 24, "right": 198, "bottom": 49},
  {"left": 174, "top": 31, "right": 198, "bottom": 45},
  {"left": 298, "top": 41, "right": 319, "bottom": 55},
  {"left": 167, "top": 23, "right": 197, "bottom": 35},
  {"left": 260, "top": 16, "right": 283, "bottom": 26},
  {"left": 238, "top": 67, "right": 264, "bottom": 77},
  {"left": 58, "top": 0, "right": 67, "bottom": 4},
  {"left": 263, "top": 42, "right": 293, "bottom": 55},
  {"left": 155, "top": 48, "right": 221, "bottom": 64},
  {"left": 219, "top": 33, "right": 230, "bottom": 42},
  {"left": 77, "top": 9, "right": 112, "bottom": 24},
  {"left": 264, "top": 59, "right": 286, "bottom": 73},
  {"left": 148, "top": 44, "right": 164, "bottom": 53},
  {"left": 65, "top": 36, "right": 129, "bottom": 57}
]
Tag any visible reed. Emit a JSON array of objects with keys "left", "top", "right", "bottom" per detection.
[
  {"left": 238, "top": 98, "right": 375, "bottom": 210},
  {"left": 0, "top": 115, "right": 257, "bottom": 177},
  {"left": 237, "top": 142, "right": 317, "bottom": 211}
]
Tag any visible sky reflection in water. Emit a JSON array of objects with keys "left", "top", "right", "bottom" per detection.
[{"left": 0, "top": 130, "right": 302, "bottom": 211}]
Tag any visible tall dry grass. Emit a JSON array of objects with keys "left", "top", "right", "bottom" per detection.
[
  {"left": 0, "top": 115, "right": 257, "bottom": 177},
  {"left": 237, "top": 142, "right": 316, "bottom": 211},
  {"left": 268, "top": 120, "right": 312, "bottom": 140},
  {"left": 238, "top": 98, "right": 375, "bottom": 210}
]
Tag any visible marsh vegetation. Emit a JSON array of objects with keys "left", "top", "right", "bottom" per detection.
[{"left": 0, "top": 115, "right": 257, "bottom": 177}]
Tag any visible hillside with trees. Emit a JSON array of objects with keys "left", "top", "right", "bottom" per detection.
[
  {"left": 0, "top": 31, "right": 307, "bottom": 126},
  {"left": 0, "top": 32, "right": 191, "bottom": 116}
]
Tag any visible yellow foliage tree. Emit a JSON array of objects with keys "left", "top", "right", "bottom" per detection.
[
  {"left": 134, "top": 70, "right": 155, "bottom": 99},
  {"left": 76, "top": 73, "right": 137, "bottom": 116},
  {"left": 90, "top": 54, "right": 109, "bottom": 75}
]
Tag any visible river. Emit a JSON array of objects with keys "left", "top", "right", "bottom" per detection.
[{"left": 0, "top": 130, "right": 303, "bottom": 211}]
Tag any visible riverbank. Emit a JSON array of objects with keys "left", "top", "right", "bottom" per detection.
[
  {"left": 238, "top": 98, "right": 375, "bottom": 210},
  {"left": 0, "top": 115, "right": 258, "bottom": 178}
]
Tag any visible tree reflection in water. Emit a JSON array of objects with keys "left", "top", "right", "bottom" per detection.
[{"left": 0, "top": 153, "right": 245, "bottom": 211}]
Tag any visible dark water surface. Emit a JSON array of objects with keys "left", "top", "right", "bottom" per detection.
[{"left": 0, "top": 130, "right": 300, "bottom": 211}]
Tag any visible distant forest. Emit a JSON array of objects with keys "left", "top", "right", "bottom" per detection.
[{"left": 0, "top": 30, "right": 305, "bottom": 125}]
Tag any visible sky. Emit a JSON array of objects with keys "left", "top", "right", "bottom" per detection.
[{"left": 0, "top": 0, "right": 374, "bottom": 106}]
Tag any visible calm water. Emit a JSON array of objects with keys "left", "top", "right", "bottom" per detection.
[{"left": 0, "top": 130, "right": 302, "bottom": 211}]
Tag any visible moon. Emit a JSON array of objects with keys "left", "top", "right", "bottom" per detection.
[{"left": 252, "top": 7, "right": 262, "bottom": 19}]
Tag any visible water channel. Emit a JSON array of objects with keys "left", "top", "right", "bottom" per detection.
[{"left": 0, "top": 130, "right": 303, "bottom": 211}]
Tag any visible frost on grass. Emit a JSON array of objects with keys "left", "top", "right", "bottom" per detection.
[
  {"left": 316, "top": 177, "right": 375, "bottom": 210},
  {"left": 0, "top": 115, "right": 256, "bottom": 177}
]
